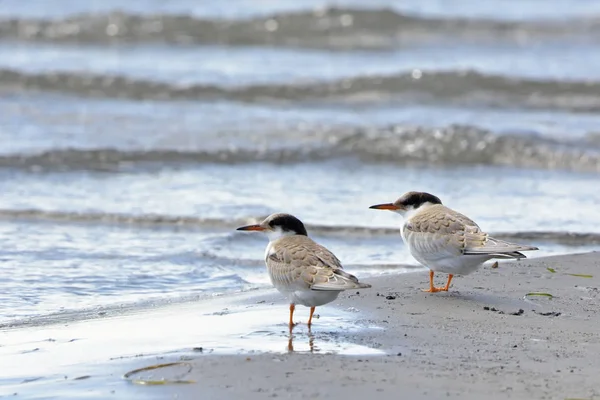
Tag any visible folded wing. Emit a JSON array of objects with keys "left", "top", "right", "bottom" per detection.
[
  {"left": 405, "top": 205, "right": 538, "bottom": 259},
  {"left": 463, "top": 235, "right": 538, "bottom": 257},
  {"left": 268, "top": 236, "right": 371, "bottom": 292}
]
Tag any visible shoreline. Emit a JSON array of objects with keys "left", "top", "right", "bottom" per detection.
[
  {"left": 1, "top": 251, "right": 599, "bottom": 399},
  {"left": 0, "top": 247, "right": 593, "bottom": 329}
]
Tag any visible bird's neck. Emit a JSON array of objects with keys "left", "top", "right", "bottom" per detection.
[
  {"left": 403, "top": 202, "right": 436, "bottom": 221},
  {"left": 265, "top": 227, "right": 298, "bottom": 242}
]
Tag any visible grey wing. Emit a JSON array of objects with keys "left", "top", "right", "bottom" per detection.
[
  {"left": 407, "top": 205, "right": 538, "bottom": 257},
  {"left": 463, "top": 235, "right": 539, "bottom": 256},
  {"left": 268, "top": 237, "right": 370, "bottom": 292},
  {"left": 403, "top": 229, "right": 465, "bottom": 259},
  {"left": 404, "top": 206, "right": 476, "bottom": 258}
]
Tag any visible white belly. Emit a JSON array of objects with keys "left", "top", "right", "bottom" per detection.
[
  {"left": 423, "top": 254, "right": 490, "bottom": 275},
  {"left": 286, "top": 289, "right": 340, "bottom": 307}
]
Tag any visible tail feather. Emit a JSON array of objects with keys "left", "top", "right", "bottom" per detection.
[
  {"left": 310, "top": 269, "right": 371, "bottom": 291},
  {"left": 310, "top": 281, "right": 371, "bottom": 291},
  {"left": 464, "top": 251, "right": 527, "bottom": 259},
  {"left": 465, "top": 236, "right": 539, "bottom": 257}
]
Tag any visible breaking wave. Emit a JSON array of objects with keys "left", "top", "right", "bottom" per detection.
[
  {"left": 0, "top": 125, "right": 599, "bottom": 173},
  {"left": 2, "top": 68, "right": 600, "bottom": 112},
  {"left": 0, "top": 208, "right": 598, "bottom": 246},
  {"left": 1, "top": 8, "right": 600, "bottom": 49}
]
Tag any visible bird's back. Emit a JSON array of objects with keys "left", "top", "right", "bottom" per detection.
[
  {"left": 402, "top": 204, "right": 537, "bottom": 272},
  {"left": 266, "top": 235, "right": 369, "bottom": 292}
]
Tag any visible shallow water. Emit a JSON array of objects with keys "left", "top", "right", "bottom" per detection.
[
  {"left": 0, "top": 293, "right": 383, "bottom": 398},
  {"left": 0, "top": 0, "right": 599, "bottom": 327},
  {"left": 0, "top": 162, "right": 598, "bottom": 323}
]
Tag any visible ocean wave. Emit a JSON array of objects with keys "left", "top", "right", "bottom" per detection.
[
  {"left": 0, "top": 125, "right": 599, "bottom": 172},
  {"left": 2, "top": 68, "right": 600, "bottom": 112},
  {"left": 338, "top": 125, "right": 600, "bottom": 172},
  {"left": 1, "top": 8, "right": 599, "bottom": 49},
  {"left": 1, "top": 208, "right": 598, "bottom": 245}
]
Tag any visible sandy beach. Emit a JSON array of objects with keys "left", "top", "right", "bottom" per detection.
[
  {"left": 1, "top": 251, "right": 598, "bottom": 399},
  {"left": 4, "top": 1, "right": 600, "bottom": 399}
]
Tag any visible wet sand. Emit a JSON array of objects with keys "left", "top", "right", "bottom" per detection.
[{"left": 2, "top": 252, "right": 599, "bottom": 399}]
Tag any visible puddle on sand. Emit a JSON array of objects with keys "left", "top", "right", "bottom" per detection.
[{"left": 0, "top": 294, "right": 382, "bottom": 399}]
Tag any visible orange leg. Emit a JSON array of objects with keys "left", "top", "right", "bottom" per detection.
[
  {"left": 307, "top": 306, "right": 316, "bottom": 327},
  {"left": 289, "top": 303, "right": 296, "bottom": 328},
  {"left": 442, "top": 274, "right": 453, "bottom": 291},
  {"left": 421, "top": 270, "right": 445, "bottom": 293}
]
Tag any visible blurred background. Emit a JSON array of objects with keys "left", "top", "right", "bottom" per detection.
[{"left": 1, "top": 0, "right": 599, "bottom": 323}]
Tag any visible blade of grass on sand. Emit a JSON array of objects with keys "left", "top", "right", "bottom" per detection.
[
  {"left": 566, "top": 273, "right": 593, "bottom": 278},
  {"left": 525, "top": 292, "right": 554, "bottom": 299},
  {"left": 545, "top": 267, "right": 592, "bottom": 278}
]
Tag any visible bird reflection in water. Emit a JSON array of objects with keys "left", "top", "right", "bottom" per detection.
[{"left": 287, "top": 326, "right": 316, "bottom": 353}]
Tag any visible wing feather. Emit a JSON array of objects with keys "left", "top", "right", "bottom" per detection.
[
  {"left": 267, "top": 236, "right": 370, "bottom": 292},
  {"left": 463, "top": 235, "right": 538, "bottom": 255},
  {"left": 405, "top": 205, "right": 538, "bottom": 259}
]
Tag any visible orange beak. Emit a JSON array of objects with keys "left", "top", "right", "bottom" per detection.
[
  {"left": 369, "top": 203, "right": 400, "bottom": 210},
  {"left": 236, "top": 224, "right": 266, "bottom": 231}
]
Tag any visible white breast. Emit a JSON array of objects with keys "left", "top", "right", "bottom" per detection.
[
  {"left": 264, "top": 241, "right": 275, "bottom": 261},
  {"left": 288, "top": 290, "right": 340, "bottom": 307}
]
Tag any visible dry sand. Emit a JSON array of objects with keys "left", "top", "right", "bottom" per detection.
[
  {"left": 174, "top": 252, "right": 600, "bottom": 400},
  {"left": 2, "top": 252, "right": 599, "bottom": 399}
]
